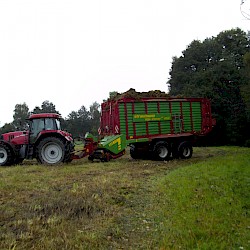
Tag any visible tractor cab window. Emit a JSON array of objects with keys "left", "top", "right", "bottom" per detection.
[
  {"left": 45, "top": 118, "right": 55, "bottom": 130},
  {"left": 30, "top": 119, "right": 45, "bottom": 135},
  {"left": 55, "top": 119, "right": 61, "bottom": 130}
]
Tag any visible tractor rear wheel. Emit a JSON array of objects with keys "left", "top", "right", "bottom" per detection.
[
  {"left": 37, "top": 137, "right": 65, "bottom": 165},
  {"left": 0, "top": 143, "right": 14, "bottom": 166}
]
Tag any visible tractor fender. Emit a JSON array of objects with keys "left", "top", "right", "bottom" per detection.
[{"left": 34, "top": 132, "right": 69, "bottom": 147}]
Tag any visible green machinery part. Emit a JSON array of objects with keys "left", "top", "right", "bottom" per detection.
[{"left": 98, "top": 134, "right": 127, "bottom": 155}]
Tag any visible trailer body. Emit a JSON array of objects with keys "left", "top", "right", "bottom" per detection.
[{"left": 96, "top": 97, "right": 214, "bottom": 160}]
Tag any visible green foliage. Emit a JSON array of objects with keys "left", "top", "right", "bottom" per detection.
[
  {"left": 89, "top": 102, "right": 101, "bottom": 134},
  {"left": 168, "top": 28, "right": 250, "bottom": 145},
  {"left": 12, "top": 103, "right": 30, "bottom": 130},
  {"left": 63, "top": 103, "right": 100, "bottom": 138},
  {"left": 32, "top": 100, "right": 60, "bottom": 114},
  {"left": 0, "top": 123, "right": 15, "bottom": 134},
  {"left": 109, "top": 91, "right": 118, "bottom": 99},
  {"left": 242, "top": 52, "right": 250, "bottom": 125},
  {"left": 243, "top": 51, "right": 250, "bottom": 68}
]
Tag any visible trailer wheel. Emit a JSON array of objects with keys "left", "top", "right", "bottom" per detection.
[
  {"left": 153, "top": 141, "right": 171, "bottom": 161},
  {"left": 130, "top": 145, "right": 140, "bottom": 159},
  {"left": 37, "top": 137, "right": 65, "bottom": 165},
  {"left": 178, "top": 142, "right": 193, "bottom": 159},
  {"left": 14, "top": 158, "right": 24, "bottom": 164},
  {"left": 0, "top": 143, "right": 14, "bottom": 166},
  {"left": 102, "top": 152, "right": 110, "bottom": 162}
]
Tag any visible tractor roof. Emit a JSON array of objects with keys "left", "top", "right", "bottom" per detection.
[{"left": 28, "top": 113, "right": 61, "bottom": 120}]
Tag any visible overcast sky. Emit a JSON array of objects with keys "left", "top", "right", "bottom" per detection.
[{"left": 0, "top": 0, "right": 249, "bottom": 125}]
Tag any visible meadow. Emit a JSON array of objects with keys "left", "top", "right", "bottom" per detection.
[{"left": 0, "top": 147, "right": 249, "bottom": 249}]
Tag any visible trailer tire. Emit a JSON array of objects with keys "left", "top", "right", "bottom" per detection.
[
  {"left": 178, "top": 141, "right": 193, "bottom": 159},
  {"left": 14, "top": 158, "right": 24, "bottom": 165},
  {"left": 0, "top": 143, "right": 14, "bottom": 166},
  {"left": 37, "top": 137, "right": 65, "bottom": 165},
  {"left": 153, "top": 141, "right": 171, "bottom": 161},
  {"left": 130, "top": 145, "right": 140, "bottom": 159}
]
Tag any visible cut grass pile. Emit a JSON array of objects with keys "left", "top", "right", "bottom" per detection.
[{"left": 0, "top": 147, "right": 249, "bottom": 249}]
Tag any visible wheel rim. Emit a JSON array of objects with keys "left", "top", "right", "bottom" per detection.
[
  {"left": 158, "top": 146, "right": 168, "bottom": 158},
  {"left": 0, "top": 148, "right": 8, "bottom": 164},
  {"left": 183, "top": 147, "right": 191, "bottom": 157},
  {"left": 41, "top": 142, "right": 63, "bottom": 164}
]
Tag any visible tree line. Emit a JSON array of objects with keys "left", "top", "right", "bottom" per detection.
[
  {"left": 1, "top": 28, "right": 249, "bottom": 146},
  {"left": 0, "top": 100, "right": 101, "bottom": 138},
  {"left": 168, "top": 28, "right": 250, "bottom": 146}
]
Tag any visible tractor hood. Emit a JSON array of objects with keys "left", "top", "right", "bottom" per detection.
[{"left": 1, "top": 131, "right": 29, "bottom": 145}]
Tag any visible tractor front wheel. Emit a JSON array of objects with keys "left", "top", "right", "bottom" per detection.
[
  {"left": 0, "top": 143, "right": 14, "bottom": 166},
  {"left": 37, "top": 137, "right": 65, "bottom": 165}
]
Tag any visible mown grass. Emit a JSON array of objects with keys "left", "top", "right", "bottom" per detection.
[
  {"left": 0, "top": 147, "right": 249, "bottom": 249},
  {"left": 148, "top": 147, "right": 250, "bottom": 249}
]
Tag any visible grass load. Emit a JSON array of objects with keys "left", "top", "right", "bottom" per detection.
[{"left": 109, "top": 88, "right": 170, "bottom": 101}]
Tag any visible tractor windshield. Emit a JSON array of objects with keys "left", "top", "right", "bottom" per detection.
[{"left": 44, "top": 118, "right": 61, "bottom": 130}]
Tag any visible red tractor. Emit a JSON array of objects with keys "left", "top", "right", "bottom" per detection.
[{"left": 0, "top": 113, "right": 74, "bottom": 166}]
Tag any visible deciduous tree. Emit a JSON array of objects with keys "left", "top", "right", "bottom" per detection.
[
  {"left": 168, "top": 28, "right": 249, "bottom": 145},
  {"left": 13, "top": 103, "right": 30, "bottom": 130}
]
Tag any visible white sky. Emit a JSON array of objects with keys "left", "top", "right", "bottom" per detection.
[{"left": 0, "top": 0, "right": 249, "bottom": 125}]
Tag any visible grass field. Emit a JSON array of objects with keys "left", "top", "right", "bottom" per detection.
[{"left": 0, "top": 147, "right": 249, "bottom": 249}]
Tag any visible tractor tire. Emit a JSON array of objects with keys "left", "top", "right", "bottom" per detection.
[
  {"left": 37, "top": 137, "right": 65, "bottom": 165},
  {"left": 0, "top": 143, "right": 14, "bottom": 166},
  {"left": 178, "top": 141, "right": 193, "bottom": 159},
  {"left": 63, "top": 151, "right": 73, "bottom": 163},
  {"left": 153, "top": 141, "right": 171, "bottom": 161},
  {"left": 63, "top": 142, "right": 74, "bottom": 163}
]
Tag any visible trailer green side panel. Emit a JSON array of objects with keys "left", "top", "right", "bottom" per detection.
[
  {"left": 182, "top": 102, "right": 192, "bottom": 132},
  {"left": 159, "top": 102, "right": 171, "bottom": 134},
  {"left": 119, "top": 105, "right": 126, "bottom": 135},
  {"left": 134, "top": 102, "right": 147, "bottom": 136},
  {"left": 118, "top": 100, "right": 204, "bottom": 140},
  {"left": 192, "top": 102, "right": 202, "bottom": 131}
]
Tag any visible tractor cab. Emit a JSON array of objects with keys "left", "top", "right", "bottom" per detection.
[{"left": 28, "top": 113, "right": 62, "bottom": 143}]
